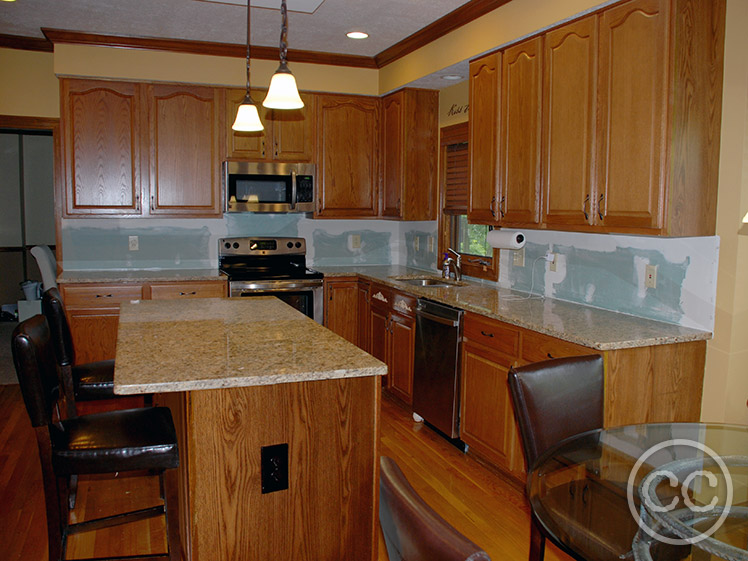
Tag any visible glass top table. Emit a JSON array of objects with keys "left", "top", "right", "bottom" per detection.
[{"left": 528, "top": 423, "right": 748, "bottom": 561}]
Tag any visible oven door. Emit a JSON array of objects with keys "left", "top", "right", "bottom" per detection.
[{"left": 229, "top": 279, "right": 323, "bottom": 324}]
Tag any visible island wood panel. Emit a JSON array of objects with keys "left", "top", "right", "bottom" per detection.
[
  {"left": 541, "top": 15, "right": 597, "bottom": 228},
  {"left": 603, "top": 340, "right": 706, "bottom": 427},
  {"left": 596, "top": 0, "right": 668, "bottom": 231},
  {"left": 185, "top": 377, "right": 380, "bottom": 561},
  {"left": 146, "top": 83, "right": 223, "bottom": 216},
  {"left": 467, "top": 52, "right": 501, "bottom": 224},
  {"left": 61, "top": 79, "right": 143, "bottom": 215}
]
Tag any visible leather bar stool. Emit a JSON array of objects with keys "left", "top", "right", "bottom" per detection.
[
  {"left": 379, "top": 456, "right": 491, "bottom": 561},
  {"left": 11, "top": 315, "right": 181, "bottom": 561},
  {"left": 41, "top": 287, "right": 151, "bottom": 418},
  {"left": 507, "top": 355, "right": 604, "bottom": 561}
]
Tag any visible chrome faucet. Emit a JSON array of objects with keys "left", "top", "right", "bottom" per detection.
[{"left": 442, "top": 248, "right": 463, "bottom": 281}]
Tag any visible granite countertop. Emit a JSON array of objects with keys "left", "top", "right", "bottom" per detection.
[
  {"left": 58, "top": 268, "right": 226, "bottom": 283},
  {"left": 114, "top": 297, "right": 386, "bottom": 394},
  {"left": 315, "top": 265, "right": 712, "bottom": 351}
]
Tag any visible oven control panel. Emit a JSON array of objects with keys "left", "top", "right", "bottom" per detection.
[{"left": 219, "top": 237, "right": 306, "bottom": 256}]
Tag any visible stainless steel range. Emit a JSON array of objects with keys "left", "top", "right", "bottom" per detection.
[{"left": 219, "top": 236, "right": 323, "bottom": 323}]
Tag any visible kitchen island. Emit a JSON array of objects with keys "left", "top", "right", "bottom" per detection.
[{"left": 114, "top": 297, "right": 387, "bottom": 561}]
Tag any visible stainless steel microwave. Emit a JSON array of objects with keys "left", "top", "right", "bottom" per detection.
[{"left": 224, "top": 161, "right": 316, "bottom": 213}]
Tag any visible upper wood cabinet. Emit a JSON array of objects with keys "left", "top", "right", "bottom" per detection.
[
  {"left": 225, "top": 89, "right": 316, "bottom": 162},
  {"left": 381, "top": 89, "right": 439, "bottom": 221},
  {"left": 316, "top": 94, "right": 381, "bottom": 218},
  {"left": 500, "top": 36, "right": 543, "bottom": 226},
  {"left": 62, "top": 79, "right": 144, "bottom": 215},
  {"left": 542, "top": 15, "right": 598, "bottom": 229},
  {"left": 468, "top": 52, "right": 501, "bottom": 224},
  {"left": 61, "top": 78, "right": 223, "bottom": 217},
  {"left": 146, "top": 84, "right": 223, "bottom": 216}
]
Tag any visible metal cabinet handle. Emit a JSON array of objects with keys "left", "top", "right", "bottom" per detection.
[
  {"left": 499, "top": 196, "right": 506, "bottom": 219},
  {"left": 95, "top": 294, "right": 113, "bottom": 298},
  {"left": 598, "top": 194, "right": 604, "bottom": 221},
  {"left": 547, "top": 352, "right": 554, "bottom": 359},
  {"left": 490, "top": 197, "right": 497, "bottom": 218},
  {"left": 135, "top": 194, "right": 141, "bottom": 212},
  {"left": 583, "top": 194, "right": 590, "bottom": 221},
  {"left": 150, "top": 195, "right": 155, "bottom": 211},
  {"left": 179, "top": 291, "right": 197, "bottom": 296},
  {"left": 480, "top": 330, "right": 494, "bottom": 338}
]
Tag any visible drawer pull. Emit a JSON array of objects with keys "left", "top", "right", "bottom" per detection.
[
  {"left": 547, "top": 352, "right": 555, "bottom": 359},
  {"left": 480, "top": 330, "right": 494, "bottom": 338},
  {"left": 95, "top": 294, "right": 113, "bottom": 298},
  {"left": 179, "top": 291, "right": 197, "bottom": 296}
]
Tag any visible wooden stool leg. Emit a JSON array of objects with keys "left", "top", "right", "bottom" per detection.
[
  {"left": 529, "top": 516, "right": 546, "bottom": 561},
  {"left": 163, "top": 469, "right": 182, "bottom": 561}
]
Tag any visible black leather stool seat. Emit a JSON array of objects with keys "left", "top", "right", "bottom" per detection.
[
  {"left": 51, "top": 406, "right": 179, "bottom": 475},
  {"left": 72, "top": 359, "right": 116, "bottom": 400}
]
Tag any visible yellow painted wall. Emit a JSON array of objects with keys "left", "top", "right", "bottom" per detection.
[
  {"left": 438, "top": 80, "right": 469, "bottom": 127},
  {"left": 0, "top": 48, "right": 59, "bottom": 118},
  {"left": 703, "top": 0, "right": 748, "bottom": 425}
]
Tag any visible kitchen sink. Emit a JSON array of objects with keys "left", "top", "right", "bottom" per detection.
[{"left": 390, "top": 276, "right": 465, "bottom": 287}]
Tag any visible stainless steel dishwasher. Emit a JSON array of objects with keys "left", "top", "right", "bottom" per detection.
[{"left": 412, "top": 298, "right": 464, "bottom": 440}]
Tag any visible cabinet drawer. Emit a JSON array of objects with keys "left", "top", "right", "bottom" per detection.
[
  {"left": 149, "top": 281, "right": 226, "bottom": 300},
  {"left": 391, "top": 291, "right": 416, "bottom": 318},
  {"left": 61, "top": 284, "right": 144, "bottom": 307},
  {"left": 370, "top": 284, "right": 392, "bottom": 307},
  {"left": 521, "top": 330, "right": 592, "bottom": 363},
  {"left": 463, "top": 313, "right": 520, "bottom": 358}
]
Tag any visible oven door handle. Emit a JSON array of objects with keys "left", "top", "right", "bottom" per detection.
[{"left": 290, "top": 170, "right": 297, "bottom": 210}]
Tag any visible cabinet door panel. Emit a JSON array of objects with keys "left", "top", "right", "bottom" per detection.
[
  {"left": 542, "top": 16, "right": 597, "bottom": 228},
  {"left": 148, "top": 84, "right": 222, "bottom": 216},
  {"left": 597, "top": 0, "right": 668, "bottom": 231},
  {"left": 389, "top": 312, "right": 415, "bottom": 404},
  {"left": 149, "top": 281, "right": 226, "bottom": 300},
  {"left": 501, "top": 37, "right": 542, "bottom": 225},
  {"left": 62, "top": 80, "right": 142, "bottom": 215},
  {"left": 357, "top": 281, "right": 370, "bottom": 353},
  {"left": 468, "top": 53, "right": 501, "bottom": 224},
  {"left": 325, "top": 279, "right": 359, "bottom": 345},
  {"left": 382, "top": 92, "right": 404, "bottom": 217},
  {"left": 316, "top": 95, "right": 380, "bottom": 218},
  {"left": 66, "top": 308, "right": 120, "bottom": 364},
  {"left": 226, "top": 88, "right": 269, "bottom": 160},
  {"left": 269, "top": 93, "right": 316, "bottom": 162}
]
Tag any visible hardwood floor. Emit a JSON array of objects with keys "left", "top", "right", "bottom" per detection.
[{"left": 0, "top": 383, "right": 571, "bottom": 561}]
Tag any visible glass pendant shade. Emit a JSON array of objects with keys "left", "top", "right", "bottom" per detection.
[
  {"left": 232, "top": 95, "right": 264, "bottom": 131},
  {"left": 263, "top": 64, "right": 304, "bottom": 109}
]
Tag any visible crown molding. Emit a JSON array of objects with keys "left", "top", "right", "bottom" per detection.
[{"left": 0, "top": 34, "right": 54, "bottom": 52}]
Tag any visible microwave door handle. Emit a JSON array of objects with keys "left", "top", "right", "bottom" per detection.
[{"left": 290, "top": 170, "right": 297, "bottom": 210}]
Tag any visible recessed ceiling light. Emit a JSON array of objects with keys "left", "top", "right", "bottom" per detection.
[
  {"left": 441, "top": 74, "right": 463, "bottom": 81},
  {"left": 347, "top": 31, "right": 369, "bottom": 40}
]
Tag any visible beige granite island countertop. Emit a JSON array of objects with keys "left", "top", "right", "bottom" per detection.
[
  {"left": 58, "top": 268, "right": 225, "bottom": 283},
  {"left": 315, "top": 265, "right": 712, "bottom": 351},
  {"left": 114, "top": 296, "right": 386, "bottom": 395}
]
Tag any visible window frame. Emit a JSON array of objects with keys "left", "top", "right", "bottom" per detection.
[{"left": 437, "top": 122, "right": 499, "bottom": 281}]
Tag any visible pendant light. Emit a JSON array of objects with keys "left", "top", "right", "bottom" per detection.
[
  {"left": 263, "top": 0, "right": 304, "bottom": 110},
  {"left": 232, "top": 0, "right": 264, "bottom": 131}
]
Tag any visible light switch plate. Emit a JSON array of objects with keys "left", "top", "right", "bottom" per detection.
[
  {"left": 350, "top": 234, "right": 361, "bottom": 249},
  {"left": 128, "top": 235, "right": 139, "bottom": 251}
]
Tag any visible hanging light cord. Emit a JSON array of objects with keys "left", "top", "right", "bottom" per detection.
[
  {"left": 244, "top": 0, "right": 252, "bottom": 97},
  {"left": 279, "top": 0, "right": 289, "bottom": 66}
]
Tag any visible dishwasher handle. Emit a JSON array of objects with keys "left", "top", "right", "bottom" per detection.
[{"left": 416, "top": 308, "right": 461, "bottom": 327}]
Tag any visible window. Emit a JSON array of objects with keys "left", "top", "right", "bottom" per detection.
[{"left": 437, "top": 122, "right": 498, "bottom": 281}]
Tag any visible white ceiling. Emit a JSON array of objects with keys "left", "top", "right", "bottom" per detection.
[{"left": 0, "top": 0, "right": 475, "bottom": 88}]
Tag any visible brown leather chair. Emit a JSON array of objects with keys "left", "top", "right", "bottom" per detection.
[
  {"left": 507, "top": 354, "right": 604, "bottom": 561},
  {"left": 379, "top": 456, "right": 491, "bottom": 561},
  {"left": 11, "top": 315, "right": 181, "bottom": 561}
]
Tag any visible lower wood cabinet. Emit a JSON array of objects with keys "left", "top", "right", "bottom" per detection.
[{"left": 324, "top": 277, "right": 360, "bottom": 346}]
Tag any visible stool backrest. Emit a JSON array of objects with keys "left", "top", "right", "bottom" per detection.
[
  {"left": 11, "top": 315, "right": 60, "bottom": 428},
  {"left": 379, "top": 456, "right": 491, "bottom": 561},
  {"left": 508, "top": 354, "right": 604, "bottom": 471},
  {"left": 42, "top": 287, "right": 75, "bottom": 367}
]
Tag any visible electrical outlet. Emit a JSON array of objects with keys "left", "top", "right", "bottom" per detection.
[
  {"left": 261, "top": 443, "right": 289, "bottom": 494},
  {"left": 645, "top": 264, "right": 658, "bottom": 289},
  {"left": 350, "top": 234, "right": 361, "bottom": 249},
  {"left": 128, "top": 235, "right": 139, "bottom": 251},
  {"left": 513, "top": 247, "right": 525, "bottom": 267},
  {"left": 549, "top": 253, "right": 558, "bottom": 272},
  {"left": 414, "top": 237, "right": 420, "bottom": 252},
  {"left": 428, "top": 236, "right": 434, "bottom": 252}
]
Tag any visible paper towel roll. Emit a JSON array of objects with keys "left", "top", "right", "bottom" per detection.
[{"left": 486, "top": 230, "right": 526, "bottom": 250}]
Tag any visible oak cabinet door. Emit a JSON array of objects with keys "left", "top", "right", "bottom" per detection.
[
  {"left": 596, "top": 0, "right": 668, "bottom": 231},
  {"left": 225, "top": 88, "right": 271, "bottom": 160},
  {"left": 382, "top": 92, "right": 404, "bottom": 218},
  {"left": 542, "top": 16, "right": 598, "bottom": 228},
  {"left": 389, "top": 311, "right": 415, "bottom": 405},
  {"left": 147, "top": 84, "right": 223, "bottom": 216},
  {"left": 316, "top": 95, "right": 381, "bottom": 218},
  {"left": 468, "top": 52, "right": 501, "bottom": 224},
  {"left": 324, "top": 278, "right": 360, "bottom": 345},
  {"left": 62, "top": 79, "right": 144, "bottom": 216},
  {"left": 500, "top": 36, "right": 543, "bottom": 225},
  {"left": 357, "top": 280, "right": 371, "bottom": 353}
]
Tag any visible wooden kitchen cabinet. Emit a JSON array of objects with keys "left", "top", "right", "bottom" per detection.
[
  {"left": 61, "top": 78, "right": 224, "bottom": 218},
  {"left": 61, "top": 79, "right": 144, "bottom": 216},
  {"left": 468, "top": 52, "right": 501, "bottom": 224},
  {"left": 316, "top": 94, "right": 381, "bottom": 218},
  {"left": 147, "top": 280, "right": 226, "bottom": 300},
  {"left": 368, "top": 284, "right": 416, "bottom": 404},
  {"left": 324, "top": 277, "right": 360, "bottom": 345},
  {"left": 381, "top": 88, "right": 439, "bottom": 220},
  {"left": 357, "top": 279, "right": 371, "bottom": 352},
  {"left": 541, "top": 15, "right": 598, "bottom": 229},
  {"left": 500, "top": 36, "right": 543, "bottom": 226},
  {"left": 225, "top": 88, "right": 316, "bottom": 162}
]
